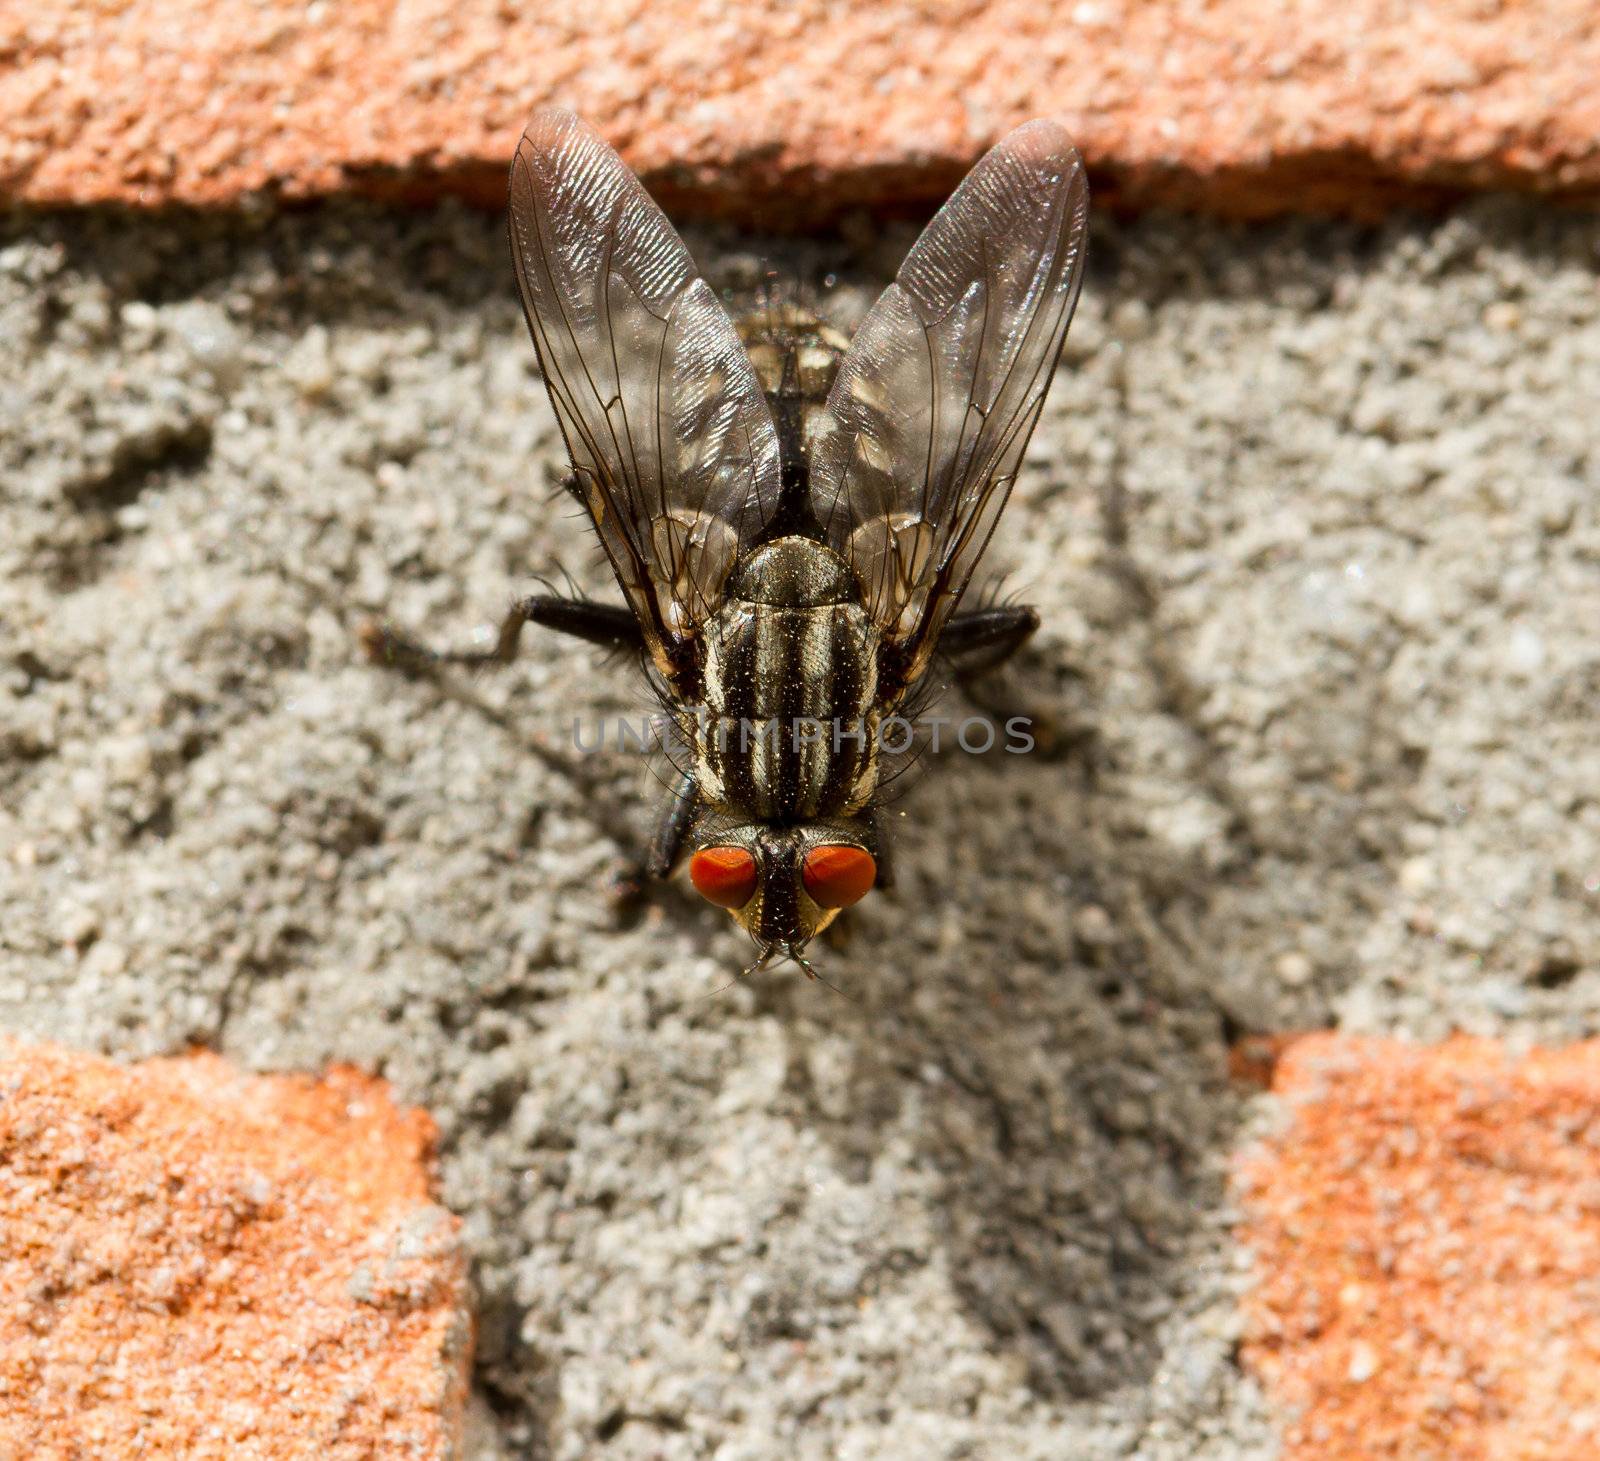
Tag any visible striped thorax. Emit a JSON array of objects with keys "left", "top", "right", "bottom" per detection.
[{"left": 695, "top": 536, "right": 882, "bottom": 822}]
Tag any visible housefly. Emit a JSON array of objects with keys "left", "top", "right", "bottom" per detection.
[{"left": 367, "top": 108, "right": 1089, "bottom": 978}]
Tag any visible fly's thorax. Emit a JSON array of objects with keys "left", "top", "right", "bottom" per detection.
[
  {"left": 694, "top": 538, "right": 882, "bottom": 820},
  {"left": 726, "top": 535, "right": 855, "bottom": 607}
]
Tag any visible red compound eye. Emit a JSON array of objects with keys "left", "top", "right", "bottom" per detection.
[
  {"left": 801, "top": 845, "right": 877, "bottom": 909},
  {"left": 689, "top": 846, "right": 758, "bottom": 909}
]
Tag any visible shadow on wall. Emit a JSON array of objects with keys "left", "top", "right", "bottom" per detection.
[{"left": 11, "top": 195, "right": 1594, "bottom": 1433}]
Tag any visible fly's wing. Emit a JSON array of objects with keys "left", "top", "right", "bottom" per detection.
[
  {"left": 808, "top": 120, "right": 1089, "bottom": 690},
  {"left": 509, "top": 108, "right": 782, "bottom": 685}
]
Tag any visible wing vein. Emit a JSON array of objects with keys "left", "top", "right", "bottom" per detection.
[
  {"left": 807, "top": 120, "right": 1089, "bottom": 689},
  {"left": 506, "top": 109, "right": 782, "bottom": 687}
]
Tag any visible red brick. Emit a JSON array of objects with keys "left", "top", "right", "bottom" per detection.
[
  {"left": 1, "top": 1, "right": 1596, "bottom": 220},
  {"left": 0, "top": 1041, "right": 470, "bottom": 1459},
  {"left": 1238, "top": 1034, "right": 1600, "bottom": 1461}
]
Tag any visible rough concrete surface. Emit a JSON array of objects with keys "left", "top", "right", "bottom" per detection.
[
  {"left": 1, "top": 193, "right": 1597, "bottom": 1456},
  {"left": 6, "top": 0, "right": 1600, "bottom": 220}
]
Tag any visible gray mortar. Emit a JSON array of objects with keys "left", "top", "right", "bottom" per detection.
[{"left": 2, "top": 193, "right": 1597, "bottom": 1457}]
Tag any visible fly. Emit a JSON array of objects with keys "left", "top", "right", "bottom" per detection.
[{"left": 367, "top": 108, "right": 1090, "bottom": 979}]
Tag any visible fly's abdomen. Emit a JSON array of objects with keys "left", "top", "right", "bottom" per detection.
[
  {"left": 736, "top": 304, "right": 849, "bottom": 425},
  {"left": 697, "top": 598, "right": 879, "bottom": 821}
]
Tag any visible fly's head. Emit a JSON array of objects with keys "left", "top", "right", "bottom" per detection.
[{"left": 685, "top": 811, "right": 879, "bottom": 976}]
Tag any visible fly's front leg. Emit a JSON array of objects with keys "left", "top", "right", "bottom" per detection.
[
  {"left": 612, "top": 767, "right": 699, "bottom": 916},
  {"left": 361, "top": 594, "right": 642, "bottom": 673},
  {"left": 869, "top": 805, "right": 896, "bottom": 891},
  {"left": 646, "top": 768, "right": 699, "bottom": 880}
]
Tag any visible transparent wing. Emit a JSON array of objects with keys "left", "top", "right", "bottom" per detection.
[
  {"left": 508, "top": 107, "right": 782, "bottom": 683},
  {"left": 808, "top": 120, "right": 1089, "bottom": 689}
]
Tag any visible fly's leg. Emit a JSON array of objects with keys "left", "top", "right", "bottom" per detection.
[
  {"left": 869, "top": 806, "right": 896, "bottom": 891},
  {"left": 360, "top": 595, "right": 642, "bottom": 672},
  {"left": 938, "top": 604, "right": 1040, "bottom": 681},
  {"left": 613, "top": 767, "right": 699, "bottom": 916},
  {"left": 937, "top": 604, "right": 1085, "bottom": 759},
  {"left": 646, "top": 768, "right": 699, "bottom": 880}
]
